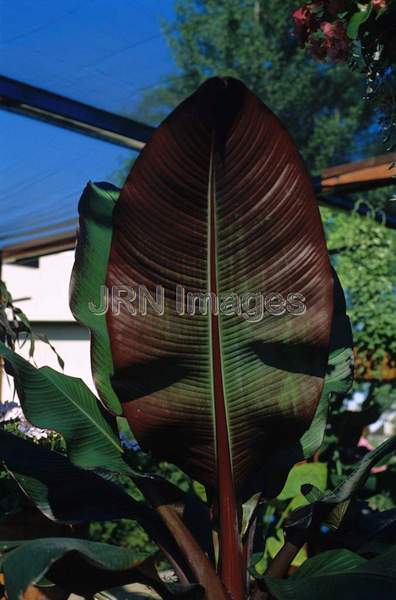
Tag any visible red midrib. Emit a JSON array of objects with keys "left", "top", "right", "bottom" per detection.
[{"left": 208, "top": 151, "right": 245, "bottom": 600}]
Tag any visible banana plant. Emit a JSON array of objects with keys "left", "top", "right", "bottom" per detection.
[{"left": 1, "top": 78, "right": 395, "bottom": 600}]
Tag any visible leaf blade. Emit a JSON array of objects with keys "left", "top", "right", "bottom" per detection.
[
  {"left": 265, "top": 546, "right": 396, "bottom": 600},
  {"left": 70, "top": 182, "right": 122, "bottom": 414},
  {"left": 104, "top": 77, "right": 334, "bottom": 494},
  {"left": 0, "top": 341, "right": 125, "bottom": 473}
]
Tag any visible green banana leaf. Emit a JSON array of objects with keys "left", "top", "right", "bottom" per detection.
[
  {"left": 0, "top": 430, "right": 200, "bottom": 581},
  {"left": 0, "top": 340, "right": 126, "bottom": 473},
  {"left": 286, "top": 434, "right": 396, "bottom": 533},
  {"left": 0, "top": 537, "right": 203, "bottom": 600},
  {"left": 70, "top": 181, "right": 122, "bottom": 415},
  {"left": 265, "top": 546, "right": 396, "bottom": 600},
  {"left": 0, "top": 430, "right": 153, "bottom": 525},
  {"left": 300, "top": 267, "right": 353, "bottom": 457}
]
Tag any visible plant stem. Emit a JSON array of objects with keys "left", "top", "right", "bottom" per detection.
[
  {"left": 265, "top": 538, "right": 303, "bottom": 579},
  {"left": 156, "top": 504, "right": 229, "bottom": 600},
  {"left": 137, "top": 477, "right": 228, "bottom": 599},
  {"left": 276, "top": 499, "right": 293, "bottom": 530}
]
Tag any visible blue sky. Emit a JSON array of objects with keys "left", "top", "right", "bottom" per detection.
[{"left": 0, "top": 0, "right": 176, "bottom": 248}]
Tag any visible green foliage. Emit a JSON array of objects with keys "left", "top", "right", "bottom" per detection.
[
  {"left": 265, "top": 546, "right": 396, "bottom": 599},
  {"left": 87, "top": 470, "right": 159, "bottom": 564},
  {"left": 136, "top": 0, "right": 380, "bottom": 173},
  {"left": 265, "top": 529, "right": 308, "bottom": 570},
  {"left": 88, "top": 519, "right": 156, "bottom": 558},
  {"left": 0, "top": 279, "right": 63, "bottom": 367},
  {"left": 319, "top": 195, "right": 396, "bottom": 522},
  {"left": 322, "top": 204, "right": 396, "bottom": 371},
  {"left": 0, "top": 537, "right": 152, "bottom": 600},
  {"left": 252, "top": 462, "right": 328, "bottom": 574},
  {"left": 277, "top": 463, "right": 328, "bottom": 502},
  {"left": 69, "top": 182, "right": 121, "bottom": 414},
  {"left": 0, "top": 342, "right": 127, "bottom": 473},
  {"left": 1, "top": 11, "right": 395, "bottom": 592},
  {"left": 286, "top": 434, "right": 396, "bottom": 533},
  {"left": 294, "top": 0, "right": 396, "bottom": 151},
  {"left": 347, "top": 5, "right": 373, "bottom": 40},
  {"left": 88, "top": 456, "right": 192, "bottom": 561}
]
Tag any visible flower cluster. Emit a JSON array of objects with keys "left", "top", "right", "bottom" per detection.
[
  {"left": 293, "top": 1, "right": 391, "bottom": 64},
  {"left": 372, "top": 0, "right": 387, "bottom": 8},
  {"left": 0, "top": 399, "right": 49, "bottom": 440},
  {"left": 292, "top": 1, "right": 395, "bottom": 150},
  {"left": 293, "top": 1, "right": 350, "bottom": 62}
]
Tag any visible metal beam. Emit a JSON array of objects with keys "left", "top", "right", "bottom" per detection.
[
  {"left": 0, "top": 75, "right": 154, "bottom": 150},
  {"left": 314, "top": 153, "right": 396, "bottom": 229},
  {"left": 0, "top": 76, "right": 395, "bottom": 261},
  {"left": 2, "top": 230, "right": 77, "bottom": 264},
  {"left": 2, "top": 189, "right": 394, "bottom": 265},
  {"left": 319, "top": 153, "right": 396, "bottom": 194}
]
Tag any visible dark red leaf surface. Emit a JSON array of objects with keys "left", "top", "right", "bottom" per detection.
[{"left": 106, "top": 77, "right": 333, "bottom": 496}]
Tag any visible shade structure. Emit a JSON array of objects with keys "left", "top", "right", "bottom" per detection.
[
  {"left": 1, "top": 93, "right": 395, "bottom": 263},
  {"left": 1, "top": 80, "right": 395, "bottom": 264},
  {"left": 1, "top": 1, "right": 395, "bottom": 263},
  {"left": 0, "top": 0, "right": 172, "bottom": 261}
]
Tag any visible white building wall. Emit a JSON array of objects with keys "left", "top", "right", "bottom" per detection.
[{"left": 1, "top": 250, "right": 95, "bottom": 401}]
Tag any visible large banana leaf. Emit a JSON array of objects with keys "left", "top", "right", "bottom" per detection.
[
  {"left": 0, "top": 430, "right": 152, "bottom": 525},
  {"left": 0, "top": 430, "right": 201, "bottom": 583},
  {"left": 0, "top": 341, "right": 125, "bottom": 473},
  {"left": 286, "top": 434, "right": 396, "bottom": 534},
  {"left": 70, "top": 182, "right": 122, "bottom": 415},
  {"left": 102, "top": 77, "right": 334, "bottom": 494},
  {"left": 0, "top": 537, "right": 203, "bottom": 600},
  {"left": 265, "top": 546, "right": 396, "bottom": 600}
]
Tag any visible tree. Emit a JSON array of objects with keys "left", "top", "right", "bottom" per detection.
[
  {"left": 137, "top": 0, "right": 382, "bottom": 174},
  {"left": 292, "top": 0, "right": 396, "bottom": 152},
  {"left": 130, "top": 0, "right": 395, "bottom": 371}
]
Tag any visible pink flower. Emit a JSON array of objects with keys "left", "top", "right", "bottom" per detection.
[
  {"left": 372, "top": 0, "right": 387, "bottom": 10},
  {"left": 320, "top": 20, "right": 350, "bottom": 62},
  {"left": 293, "top": 3, "right": 323, "bottom": 45},
  {"left": 321, "top": 21, "right": 334, "bottom": 36},
  {"left": 293, "top": 5, "right": 314, "bottom": 45}
]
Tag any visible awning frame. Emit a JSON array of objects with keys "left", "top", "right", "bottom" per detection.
[{"left": 1, "top": 76, "right": 395, "bottom": 263}]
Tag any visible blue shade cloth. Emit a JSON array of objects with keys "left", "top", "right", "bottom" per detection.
[
  {"left": 0, "top": 111, "right": 135, "bottom": 251},
  {"left": 0, "top": 0, "right": 175, "bottom": 253},
  {"left": 0, "top": 0, "right": 175, "bottom": 116}
]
